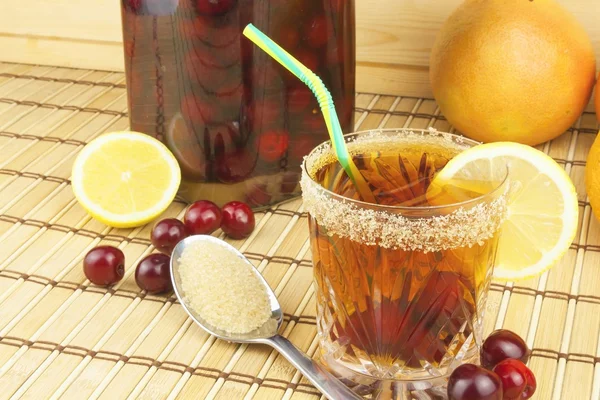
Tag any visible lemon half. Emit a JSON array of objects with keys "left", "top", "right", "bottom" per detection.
[
  {"left": 72, "top": 131, "right": 181, "bottom": 228},
  {"left": 430, "top": 142, "right": 579, "bottom": 281}
]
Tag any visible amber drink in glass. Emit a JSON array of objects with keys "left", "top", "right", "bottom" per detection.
[{"left": 300, "top": 128, "right": 509, "bottom": 399}]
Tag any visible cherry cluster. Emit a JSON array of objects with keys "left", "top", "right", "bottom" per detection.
[
  {"left": 82, "top": 200, "right": 255, "bottom": 294},
  {"left": 448, "top": 330, "right": 536, "bottom": 400}
]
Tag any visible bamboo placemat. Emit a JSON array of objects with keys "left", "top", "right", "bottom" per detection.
[{"left": 0, "top": 61, "right": 598, "bottom": 400}]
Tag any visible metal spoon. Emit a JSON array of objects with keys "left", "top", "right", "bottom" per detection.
[{"left": 170, "top": 235, "right": 362, "bottom": 400}]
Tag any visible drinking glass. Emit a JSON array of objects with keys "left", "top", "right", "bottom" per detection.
[{"left": 300, "top": 128, "right": 509, "bottom": 399}]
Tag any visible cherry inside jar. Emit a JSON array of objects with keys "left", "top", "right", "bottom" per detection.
[{"left": 120, "top": 0, "right": 356, "bottom": 209}]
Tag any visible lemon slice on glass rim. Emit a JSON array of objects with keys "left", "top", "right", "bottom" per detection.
[
  {"left": 71, "top": 131, "right": 181, "bottom": 228},
  {"left": 429, "top": 141, "right": 579, "bottom": 281}
]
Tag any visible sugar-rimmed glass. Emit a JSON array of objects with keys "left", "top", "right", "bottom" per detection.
[{"left": 300, "top": 128, "right": 509, "bottom": 399}]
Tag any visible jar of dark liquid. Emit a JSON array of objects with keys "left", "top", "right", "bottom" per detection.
[{"left": 120, "top": 0, "right": 355, "bottom": 209}]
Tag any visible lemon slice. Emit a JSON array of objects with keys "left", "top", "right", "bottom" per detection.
[
  {"left": 430, "top": 142, "right": 579, "bottom": 281},
  {"left": 72, "top": 131, "right": 181, "bottom": 228}
]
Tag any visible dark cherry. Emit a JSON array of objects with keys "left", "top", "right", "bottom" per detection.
[
  {"left": 123, "top": 0, "right": 141, "bottom": 13},
  {"left": 184, "top": 200, "right": 222, "bottom": 235},
  {"left": 151, "top": 218, "right": 188, "bottom": 255},
  {"left": 83, "top": 246, "right": 125, "bottom": 286},
  {"left": 493, "top": 359, "right": 537, "bottom": 400},
  {"left": 221, "top": 201, "right": 255, "bottom": 239},
  {"left": 305, "top": 15, "right": 329, "bottom": 49},
  {"left": 135, "top": 253, "right": 172, "bottom": 294},
  {"left": 481, "top": 330, "right": 531, "bottom": 370},
  {"left": 182, "top": 15, "right": 239, "bottom": 47},
  {"left": 195, "top": 0, "right": 235, "bottom": 16},
  {"left": 257, "top": 130, "right": 289, "bottom": 163},
  {"left": 447, "top": 364, "right": 503, "bottom": 400}
]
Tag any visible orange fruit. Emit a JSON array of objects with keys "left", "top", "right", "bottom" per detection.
[{"left": 430, "top": 0, "right": 596, "bottom": 146}]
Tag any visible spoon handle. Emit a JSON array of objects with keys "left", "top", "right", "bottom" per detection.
[{"left": 266, "top": 335, "right": 362, "bottom": 400}]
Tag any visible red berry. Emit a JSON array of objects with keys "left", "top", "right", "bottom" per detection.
[
  {"left": 305, "top": 15, "right": 329, "bottom": 49},
  {"left": 447, "top": 364, "right": 503, "bottom": 400},
  {"left": 221, "top": 201, "right": 255, "bottom": 239},
  {"left": 493, "top": 359, "right": 537, "bottom": 400},
  {"left": 123, "top": 0, "right": 141, "bottom": 13},
  {"left": 135, "top": 253, "right": 173, "bottom": 294},
  {"left": 184, "top": 200, "right": 222, "bottom": 235},
  {"left": 181, "top": 15, "right": 239, "bottom": 47},
  {"left": 151, "top": 218, "right": 188, "bottom": 255},
  {"left": 195, "top": 0, "right": 235, "bottom": 16},
  {"left": 257, "top": 130, "right": 289, "bottom": 162},
  {"left": 83, "top": 246, "right": 125, "bottom": 286},
  {"left": 481, "top": 330, "right": 530, "bottom": 370}
]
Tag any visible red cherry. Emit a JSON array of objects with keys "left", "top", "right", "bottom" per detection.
[
  {"left": 184, "top": 200, "right": 222, "bottom": 235},
  {"left": 123, "top": 0, "right": 142, "bottom": 13},
  {"left": 83, "top": 246, "right": 125, "bottom": 286},
  {"left": 481, "top": 330, "right": 531, "bottom": 370},
  {"left": 493, "top": 359, "right": 536, "bottom": 400},
  {"left": 151, "top": 218, "right": 188, "bottom": 255},
  {"left": 257, "top": 130, "right": 289, "bottom": 162},
  {"left": 135, "top": 253, "right": 172, "bottom": 294},
  {"left": 195, "top": 0, "right": 235, "bottom": 16},
  {"left": 447, "top": 364, "right": 503, "bottom": 400},
  {"left": 181, "top": 15, "right": 239, "bottom": 47},
  {"left": 305, "top": 15, "right": 329, "bottom": 49},
  {"left": 221, "top": 201, "right": 255, "bottom": 239},
  {"left": 215, "top": 149, "right": 256, "bottom": 183}
]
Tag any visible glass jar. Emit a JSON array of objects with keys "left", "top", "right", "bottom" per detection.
[{"left": 120, "top": 0, "right": 355, "bottom": 209}]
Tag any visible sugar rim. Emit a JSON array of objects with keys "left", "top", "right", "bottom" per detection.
[{"left": 300, "top": 128, "right": 509, "bottom": 251}]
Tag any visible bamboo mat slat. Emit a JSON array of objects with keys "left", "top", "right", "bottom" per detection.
[{"left": 0, "top": 62, "right": 597, "bottom": 400}]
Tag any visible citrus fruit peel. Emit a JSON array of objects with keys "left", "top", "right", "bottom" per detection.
[
  {"left": 430, "top": 142, "right": 579, "bottom": 281},
  {"left": 72, "top": 131, "right": 181, "bottom": 228}
]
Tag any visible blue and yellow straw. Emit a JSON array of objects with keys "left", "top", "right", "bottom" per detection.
[{"left": 242, "top": 24, "right": 375, "bottom": 203}]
